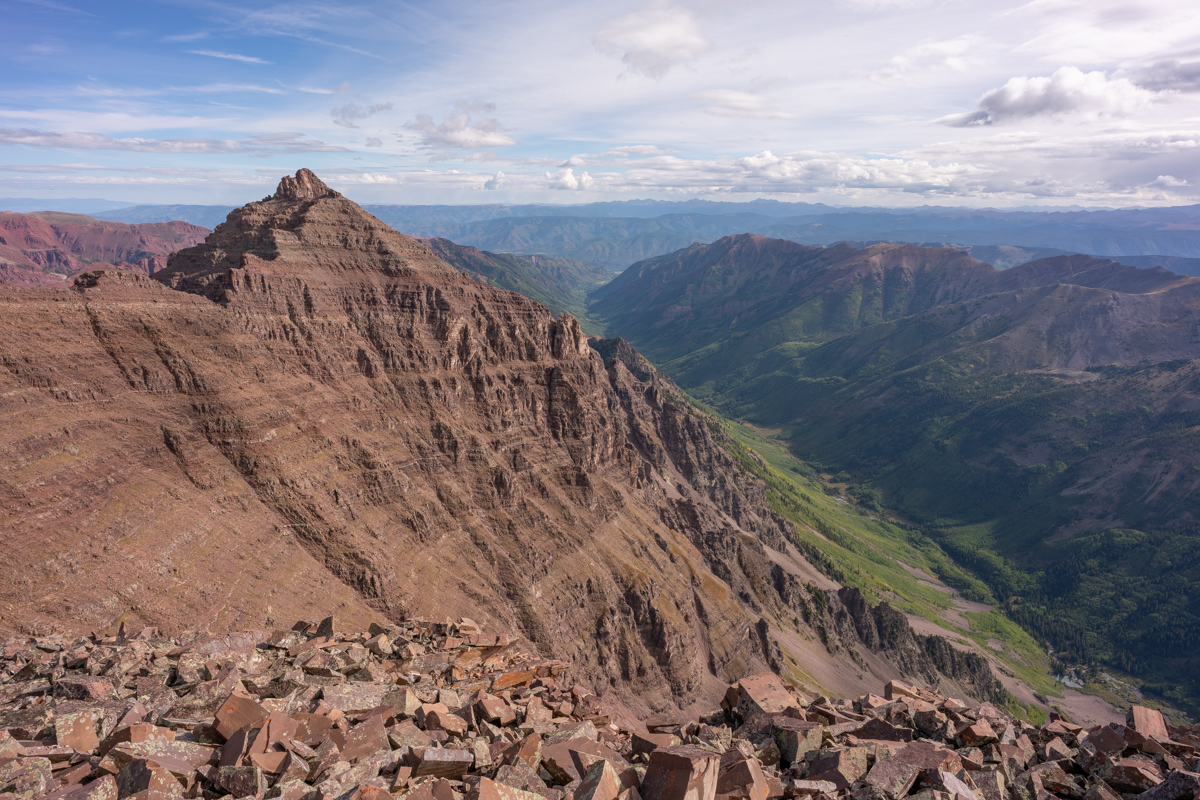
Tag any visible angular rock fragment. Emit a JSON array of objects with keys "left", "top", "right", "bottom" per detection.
[
  {"left": 862, "top": 759, "right": 920, "bottom": 800},
  {"left": 641, "top": 746, "right": 721, "bottom": 800},
  {"left": 411, "top": 746, "right": 476, "bottom": 778}
]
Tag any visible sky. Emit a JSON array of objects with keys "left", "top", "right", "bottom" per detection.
[{"left": 1, "top": 0, "right": 1199, "bottom": 207}]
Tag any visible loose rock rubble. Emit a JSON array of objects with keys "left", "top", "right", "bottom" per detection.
[{"left": 0, "top": 619, "right": 1195, "bottom": 800}]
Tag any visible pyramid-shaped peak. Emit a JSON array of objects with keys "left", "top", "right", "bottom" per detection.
[
  {"left": 274, "top": 168, "right": 339, "bottom": 202},
  {"left": 155, "top": 169, "right": 459, "bottom": 298}
]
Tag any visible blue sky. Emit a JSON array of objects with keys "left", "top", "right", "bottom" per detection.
[{"left": 2, "top": 0, "right": 1198, "bottom": 206}]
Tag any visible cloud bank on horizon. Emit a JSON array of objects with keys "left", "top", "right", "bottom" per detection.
[{"left": 0, "top": 0, "right": 1197, "bottom": 207}]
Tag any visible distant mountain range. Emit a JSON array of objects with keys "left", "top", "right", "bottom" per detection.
[
  {"left": 0, "top": 211, "right": 209, "bottom": 287},
  {"left": 589, "top": 233, "right": 1200, "bottom": 714},
  {"left": 82, "top": 199, "right": 1200, "bottom": 274}
]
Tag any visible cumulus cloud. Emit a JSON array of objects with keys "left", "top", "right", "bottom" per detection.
[
  {"left": 693, "top": 89, "right": 794, "bottom": 118},
  {"left": 546, "top": 168, "right": 593, "bottom": 191},
  {"left": 484, "top": 171, "right": 506, "bottom": 190},
  {"left": 594, "top": 1, "right": 709, "bottom": 79},
  {"left": 405, "top": 102, "right": 516, "bottom": 150},
  {"left": 723, "top": 150, "right": 984, "bottom": 194},
  {"left": 1148, "top": 175, "right": 1188, "bottom": 188},
  {"left": 1126, "top": 59, "right": 1200, "bottom": 92},
  {"left": 188, "top": 49, "right": 270, "bottom": 65},
  {"left": 365, "top": 137, "right": 382, "bottom": 147},
  {"left": 0, "top": 128, "right": 348, "bottom": 154},
  {"left": 941, "top": 66, "right": 1154, "bottom": 126},
  {"left": 331, "top": 102, "right": 393, "bottom": 128}
]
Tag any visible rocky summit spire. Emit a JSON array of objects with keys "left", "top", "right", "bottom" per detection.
[
  {"left": 273, "top": 168, "right": 338, "bottom": 201},
  {"left": 155, "top": 168, "right": 458, "bottom": 298}
]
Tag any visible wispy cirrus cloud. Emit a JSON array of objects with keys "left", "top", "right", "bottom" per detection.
[
  {"left": 188, "top": 50, "right": 272, "bottom": 65},
  {"left": 0, "top": 129, "right": 348, "bottom": 154},
  {"left": 11, "top": 0, "right": 94, "bottom": 17},
  {"left": 692, "top": 89, "right": 794, "bottom": 118}
]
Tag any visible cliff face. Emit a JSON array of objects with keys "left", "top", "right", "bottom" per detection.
[{"left": 0, "top": 171, "right": 1007, "bottom": 717}]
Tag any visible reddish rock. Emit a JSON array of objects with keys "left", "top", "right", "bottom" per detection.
[
  {"left": 410, "top": 747, "right": 475, "bottom": 779},
  {"left": 216, "top": 764, "right": 267, "bottom": 798},
  {"left": 1133, "top": 770, "right": 1200, "bottom": 800},
  {"left": 863, "top": 759, "right": 920, "bottom": 800},
  {"left": 726, "top": 674, "right": 801, "bottom": 718},
  {"left": 641, "top": 746, "right": 721, "bottom": 800},
  {"left": 1104, "top": 758, "right": 1163, "bottom": 793},
  {"left": 956, "top": 721, "right": 998, "bottom": 748},
  {"left": 213, "top": 693, "right": 268, "bottom": 740},
  {"left": 474, "top": 777, "right": 549, "bottom": 800},
  {"left": 577, "top": 758, "right": 625, "bottom": 800},
  {"left": 772, "top": 718, "right": 823, "bottom": 766},
  {"left": 852, "top": 718, "right": 913, "bottom": 743},
  {"left": 716, "top": 753, "right": 769, "bottom": 800},
  {"left": 56, "top": 710, "right": 100, "bottom": 752},
  {"left": 115, "top": 759, "right": 182, "bottom": 798},
  {"left": 341, "top": 714, "right": 389, "bottom": 763},
  {"left": 884, "top": 681, "right": 921, "bottom": 702},
  {"left": 56, "top": 678, "right": 114, "bottom": 701},
  {"left": 1127, "top": 707, "right": 1170, "bottom": 741},
  {"left": 633, "top": 732, "right": 678, "bottom": 755}
]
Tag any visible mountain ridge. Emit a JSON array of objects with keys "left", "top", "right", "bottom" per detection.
[
  {"left": 589, "top": 232, "right": 1200, "bottom": 714},
  {"left": 0, "top": 211, "right": 209, "bottom": 287},
  {"left": 0, "top": 171, "right": 1017, "bottom": 720}
]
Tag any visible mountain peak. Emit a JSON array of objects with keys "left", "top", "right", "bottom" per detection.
[
  {"left": 273, "top": 168, "right": 338, "bottom": 202},
  {"left": 154, "top": 170, "right": 459, "bottom": 298}
]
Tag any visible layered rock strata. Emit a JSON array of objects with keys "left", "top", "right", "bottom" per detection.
[{"left": 1, "top": 171, "right": 1002, "bottom": 716}]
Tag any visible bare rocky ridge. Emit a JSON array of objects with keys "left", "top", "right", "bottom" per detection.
[
  {"left": 0, "top": 617, "right": 1190, "bottom": 800},
  {"left": 1, "top": 171, "right": 1007, "bottom": 719},
  {"left": 0, "top": 212, "right": 208, "bottom": 287}
]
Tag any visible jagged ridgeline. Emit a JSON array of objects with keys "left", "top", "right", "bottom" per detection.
[
  {"left": 1, "top": 170, "right": 1009, "bottom": 718},
  {"left": 588, "top": 233, "right": 1200, "bottom": 714}
]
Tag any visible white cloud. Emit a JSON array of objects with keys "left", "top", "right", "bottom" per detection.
[
  {"left": 188, "top": 49, "right": 271, "bottom": 65},
  {"left": 405, "top": 102, "right": 517, "bottom": 150},
  {"left": 941, "top": 66, "right": 1155, "bottom": 126},
  {"left": 692, "top": 89, "right": 794, "bottom": 118},
  {"left": 484, "top": 171, "right": 506, "bottom": 190},
  {"left": 191, "top": 83, "right": 284, "bottom": 94},
  {"left": 546, "top": 167, "right": 593, "bottom": 190},
  {"left": 0, "top": 128, "right": 348, "bottom": 154},
  {"left": 365, "top": 137, "right": 382, "bottom": 147},
  {"left": 162, "top": 32, "right": 208, "bottom": 42},
  {"left": 606, "top": 145, "right": 672, "bottom": 156},
  {"left": 875, "top": 37, "right": 976, "bottom": 79},
  {"left": 723, "top": 150, "right": 984, "bottom": 194},
  {"left": 1148, "top": 175, "right": 1188, "bottom": 188},
  {"left": 594, "top": 1, "right": 710, "bottom": 79},
  {"left": 331, "top": 102, "right": 393, "bottom": 128}
]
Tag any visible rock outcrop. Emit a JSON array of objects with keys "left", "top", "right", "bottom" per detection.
[{"left": 0, "top": 171, "right": 1007, "bottom": 718}]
